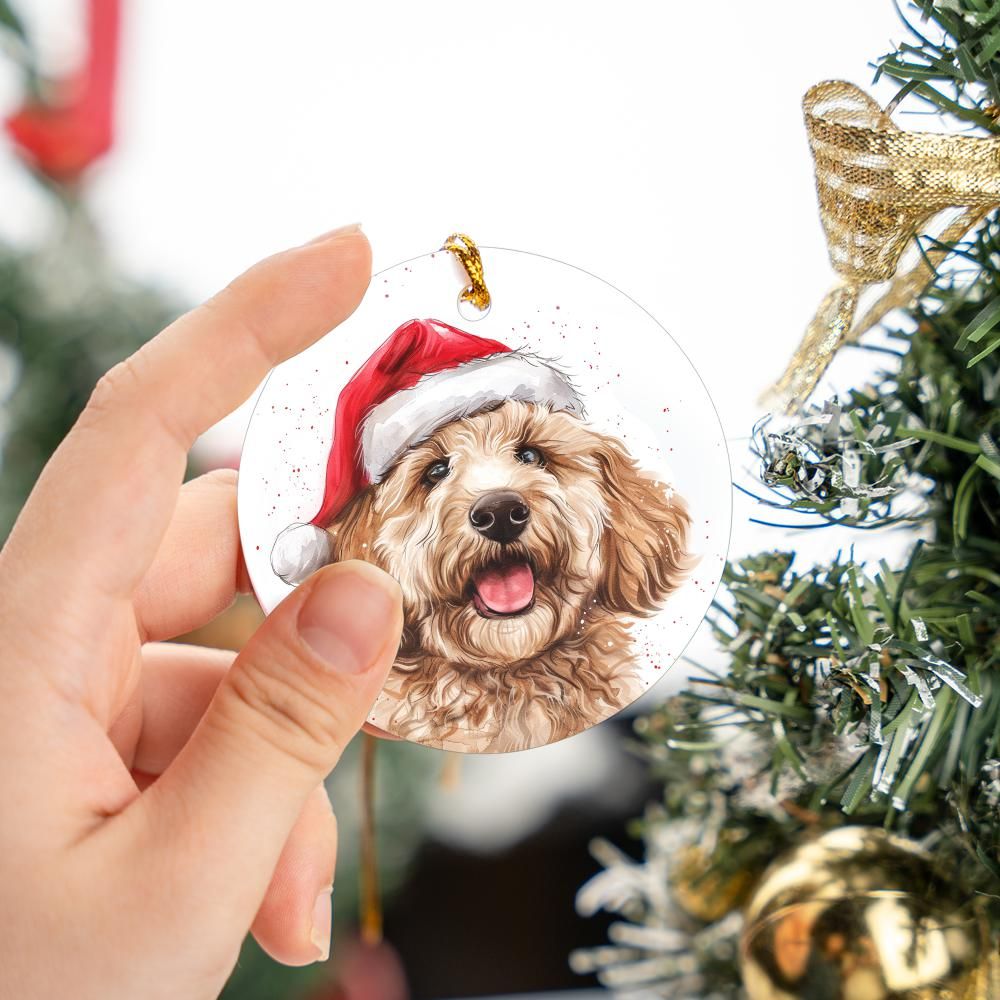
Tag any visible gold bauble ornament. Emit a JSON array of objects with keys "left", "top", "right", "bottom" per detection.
[{"left": 740, "top": 827, "right": 995, "bottom": 1000}]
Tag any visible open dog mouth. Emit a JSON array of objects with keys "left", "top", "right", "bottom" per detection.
[{"left": 470, "top": 558, "right": 535, "bottom": 618}]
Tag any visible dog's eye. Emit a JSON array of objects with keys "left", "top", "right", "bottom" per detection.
[
  {"left": 423, "top": 459, "right": 451, "bottom": 486},
  {"left": 515, "top": 446, "right": 544, "bottom": 466}
]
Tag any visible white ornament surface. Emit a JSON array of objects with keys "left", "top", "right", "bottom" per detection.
[{"left": 238, "top": 246, "right": 732, "bottom": 739}]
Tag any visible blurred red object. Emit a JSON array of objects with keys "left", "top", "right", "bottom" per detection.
[
  {"left": 317, "top": 938, "right": 410, "bottom": 1000},
  {"left": 5, "top": 0, "right": 119, "bottom": 181}
]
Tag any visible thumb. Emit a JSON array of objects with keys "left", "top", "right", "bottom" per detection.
[{"left": 140, "top": 560, "right": 402, "bottom": 916}]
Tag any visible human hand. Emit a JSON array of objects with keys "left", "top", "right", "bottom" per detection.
[{"left": 0, "top": 225, "right": 404, "bottom": 999}]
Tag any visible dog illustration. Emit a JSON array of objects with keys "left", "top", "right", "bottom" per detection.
[{"left": 271, "top": 318, "right": 692, "bottom": 752}]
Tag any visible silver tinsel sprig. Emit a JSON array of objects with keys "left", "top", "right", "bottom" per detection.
[
  {"left": 826, "top": 599, "right": 985, "bottom": 813},
  {"left": 748, "top": 400, "right": 922, "bottom": 525},
  {"left": 709, "top": 554, "right": 986, "bottom": 819}
]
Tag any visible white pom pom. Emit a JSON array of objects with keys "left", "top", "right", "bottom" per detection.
[{"left": 270, "top": 523, "right": 333, "bottom": 586}]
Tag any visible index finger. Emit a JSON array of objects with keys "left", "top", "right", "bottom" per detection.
[{"left": 1, "top": 226, "right": 370, "bottom": 605}]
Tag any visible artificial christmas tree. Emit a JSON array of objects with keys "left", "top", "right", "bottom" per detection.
[{"left": 575, "top": 3, "right": 1000, "bottom": 997}]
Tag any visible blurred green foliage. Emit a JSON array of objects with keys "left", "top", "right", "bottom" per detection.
[{"left": 0, "top": 205, "right": 180, "bottom": 537}]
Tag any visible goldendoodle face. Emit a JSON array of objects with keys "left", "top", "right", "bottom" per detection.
[{"left": 329, "top": 400, "right": 690, "bottom": 667}]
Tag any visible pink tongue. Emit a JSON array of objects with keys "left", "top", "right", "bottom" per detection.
[{"left": 473, "top": 562, "right": 535, "bottom": 614}]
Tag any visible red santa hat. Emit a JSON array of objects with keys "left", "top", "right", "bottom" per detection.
[{"left": 271, "top": 317, "right": 584, "bottom": 585}]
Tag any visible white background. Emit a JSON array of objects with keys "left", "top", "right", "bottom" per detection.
[{"left": 0, "top": 1, "right": 923, "bottom": 845}]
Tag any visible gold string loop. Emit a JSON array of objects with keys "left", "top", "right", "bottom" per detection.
[
  {"left": 443, "top": 232, "right": 492, "bottom": 311},
  {"left": 765, "top": 80, "right": 1000, "bottom": 412},
  {"left": 359, "top": 733, "right": 382, "bottom": 946}
]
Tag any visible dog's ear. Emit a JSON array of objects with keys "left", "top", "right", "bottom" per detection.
[
  {"left": 594, "top": 434, "right": 693, "bottom": 617},
  {"left": 325, "top": 488, "right": 380, "bottom": 564}
]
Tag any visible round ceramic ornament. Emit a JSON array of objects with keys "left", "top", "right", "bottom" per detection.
[{"left": 238, "top": 239, "right": 731, "bottom": 753}]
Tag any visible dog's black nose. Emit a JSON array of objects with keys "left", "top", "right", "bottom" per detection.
[{"left": 469, "top": 490, "right": 530, "bottom": 543}]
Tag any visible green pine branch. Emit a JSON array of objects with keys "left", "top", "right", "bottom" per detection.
[{"left": 876, "top": 0, "right": 1000, "bottom": 131}]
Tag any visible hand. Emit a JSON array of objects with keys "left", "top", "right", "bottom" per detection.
[{"left": 0, "top": 225, "right": 404, "bottom": 999}]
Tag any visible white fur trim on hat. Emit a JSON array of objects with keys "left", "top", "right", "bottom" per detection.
[
  {"left": 360, "top": 352, "right": 585, "bottom": 482},
  {"left": 271, "top": 522, "right": 333, "bottom": 586}
]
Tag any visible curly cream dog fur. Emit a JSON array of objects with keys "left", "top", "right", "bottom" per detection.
[{"left": 327, "top": 399, "right": 692, "bottom": 751}]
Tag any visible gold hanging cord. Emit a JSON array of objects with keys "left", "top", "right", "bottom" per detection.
[
  {"left": 357, "top": 736, "right": 462, "bottom": 946},
  {"left": 443, "top": 232, "right": 492, "bottom": 311},
  {"left": 765, "top": 80, "right": 1000, "bottom": 413},
  {"left": 359, "top": 733, "right": 382, "bottom": 945}
]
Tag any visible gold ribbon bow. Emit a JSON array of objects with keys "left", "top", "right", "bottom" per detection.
[{"left": 766, "top": 80, "right": 1000, "bottom": 412}]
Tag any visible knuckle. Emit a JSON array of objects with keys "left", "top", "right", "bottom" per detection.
[
  {"left": 184, "top": 467, "right": 239, "bottom": 506},
  {"left": 199, "top": 467, "right": 239, "bottom": 490},
  {"left": 84, "top": 356, "right": 144, "bottom": 421},
  {"left": 224, "top": 655, "right": 350, "bottom": 772},
  {"left": 84, "top": 353, "right": 192, "bottom": 450}
]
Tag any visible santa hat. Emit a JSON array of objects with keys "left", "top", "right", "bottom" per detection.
[{"left": 271, "top": 317, "right": 584, "bottom": 585}]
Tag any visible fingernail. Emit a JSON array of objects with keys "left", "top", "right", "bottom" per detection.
[
  {"left": 299, "top": 564, "right": 399, "bottom": 673},
  {"left": 305, "top": 223, "right": 363, "bottom": 246},
  {"left": 310, "top": 885, "right": 333, "bottom": 962}
]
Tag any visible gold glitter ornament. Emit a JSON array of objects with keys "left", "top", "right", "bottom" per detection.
[
  {"left": 740, "top": 826, "right": 995, "bottom": 1000},
  {"left": 765, "top": 81, "right": 1000, "bottom": 412}
]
